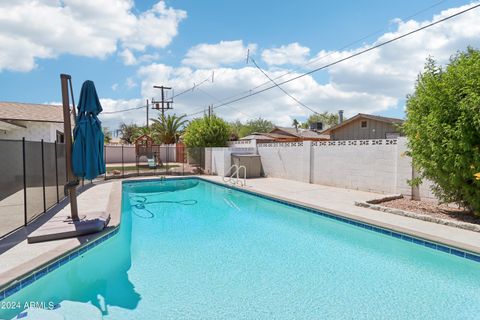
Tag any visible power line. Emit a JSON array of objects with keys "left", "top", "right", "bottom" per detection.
[
  {"left": 251, "top": 58, "right": 319, "bottom": 114},
  {"left": 188, "top": 0, "right": 453, "bottom": 112},
  {"left": 195, "top": 87, "right": 256, "bottom": 118},
  {"left": 102, "top": 105, "right": 145, "bottom": 114},
  {"left": 190, "top": 3, "right": 479, "bottom": 115}
]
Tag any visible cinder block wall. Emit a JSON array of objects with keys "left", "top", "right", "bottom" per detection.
[{"left": 254, "top": 137, "right": 436, "bottom": 200}]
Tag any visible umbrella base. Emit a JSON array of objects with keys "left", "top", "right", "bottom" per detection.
[{"left": 27, "top": 211, "right": 110, "bottom": 243}]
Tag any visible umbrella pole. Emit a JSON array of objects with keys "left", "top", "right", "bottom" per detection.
[{"left": 60, "top": 74, "right": 80, "bottom": 221}]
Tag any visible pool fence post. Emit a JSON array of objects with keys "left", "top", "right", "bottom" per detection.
[
  {"left": 122, "top": 145, "right": 124, "bottom": 178},
  {"left": 55, "top": 140, "right": 59, "bottom": 203},
  {"left": 22, "top": 137, "right": 27, "bottom": 226},
  {"left": 41, "top": 139, "right": 46, "bottom": 213}
]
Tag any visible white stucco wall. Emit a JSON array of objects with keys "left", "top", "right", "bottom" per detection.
[{"left": 0, "top": 121, "right": 63, "bottom": 142}]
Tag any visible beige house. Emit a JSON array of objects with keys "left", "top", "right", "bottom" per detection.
[
  {"left": 322, "top": 113, "right": 404, "bottom": 140},
  {"left": 0, "top": 102, "right": 64, "bottom": 142}
]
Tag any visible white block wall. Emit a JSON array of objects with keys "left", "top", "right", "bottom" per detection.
[
  {"left": 257, "top": 142, "right": 310, "bottom": 183},
  {"left": 253, "top": 137, "right": 436, "bottom": 200},
  {"left": 311, "top": 140, "right": 398, "bottom": 193}
]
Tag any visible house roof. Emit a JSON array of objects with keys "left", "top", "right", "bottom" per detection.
[
  {"left": 321, "top": 113, "right": 404, "bottom": 134},
  {"left": 271, "top": 126, "right": 329, "bottom": 139},
  {"left": 240, "top": 134, "right": 275, "bottom": 141},
  {"left": 0, "top": 101, "right": 63, "bottom": 123}
]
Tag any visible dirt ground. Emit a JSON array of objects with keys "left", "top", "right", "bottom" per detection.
[{"left": 380, "top": 198, "right": 480, "bottom": 225}]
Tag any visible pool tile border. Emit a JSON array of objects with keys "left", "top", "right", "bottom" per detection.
[{"left": 0, "top": 228, "right": 119, "bottom": 302}]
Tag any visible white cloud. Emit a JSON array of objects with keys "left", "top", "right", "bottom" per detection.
[
  {"left": 119, "top": 49, "right": 137, "bottom": 65},
  {"left": 126, "top": 77, "right": 138, "bottom": 89},
  {"left": 98, "top": 2, "right": 480, "bottom": 129},
  {"left": 309, "top": 2, "right": 480, "bottom": 98},
  {"left": 99, "top": 98, "right": 146, "bottom": 129},
  {"left": 182, "top": 40, "right": 257, "bottom": 68},
  {"left": 122, "top": 2, "right": 186, "bottom": 52},
  {"left": 111, "top": 83, "right": 119, "bottom": 91},
  {"left": 134, "top": 63, "right": 394, "bottom": 127},
  {"left": 262, "top": 43, "right": 310, "bottom": 66},
  {"left": 0, "top": 0, "right": 186, "bottom": 71}
]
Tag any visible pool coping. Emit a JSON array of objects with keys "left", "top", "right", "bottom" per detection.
[{"left": 1, "top": 176, "right": 479, "bottom": 304}]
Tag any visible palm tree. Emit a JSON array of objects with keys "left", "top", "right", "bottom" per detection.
[
  {"left": 151, "top": 114, "right": 188, "bottom": 144},
  {"left": 118, "top": 123, "right": 140, "bottom": 144},
  {"left": 292, "top": 119, "right": 299, "bottom": 130}
]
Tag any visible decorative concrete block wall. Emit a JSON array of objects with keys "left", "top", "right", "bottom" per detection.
[
  {"left": 257, "top": 142, "right": 310, "bottom": 183},
  {"left": 252, "top": 137, "right": 436, "bottom": 200},
  {"left": 311, "top": 139, "right": 398, "bottom": 193}
]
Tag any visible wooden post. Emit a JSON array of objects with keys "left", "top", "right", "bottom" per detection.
[{"left": 60, "top": 74, "right": 79, "bottom": 221}]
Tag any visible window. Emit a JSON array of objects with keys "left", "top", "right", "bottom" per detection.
[
  {"left": 56, "top": 130, "right": 64, "bottom": 143},
  {"left": 360, "top": 120, "right": 368, "bottom": 128}
]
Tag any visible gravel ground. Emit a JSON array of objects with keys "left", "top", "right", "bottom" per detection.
[{"left": 380, "top": 198, "right": 480, "bottom": 225}]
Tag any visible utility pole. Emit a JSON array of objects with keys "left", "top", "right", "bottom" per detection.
[
  {"left": 146, "top": 99, "right": 149, "bottom": 128},
  {"left": 207, "top": 105, "right": 214, "bottom": 118},
  {"left": 152, "top": 85, "right": 173, "bottom": 117}
]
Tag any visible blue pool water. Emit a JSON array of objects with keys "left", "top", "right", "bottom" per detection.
[{"left": 2, "top": 178, "right": 480, "bottom": 319}]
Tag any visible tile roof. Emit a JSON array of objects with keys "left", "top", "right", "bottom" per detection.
[{"left": 0, "top": 101, "right": 63, "bottom": 123}]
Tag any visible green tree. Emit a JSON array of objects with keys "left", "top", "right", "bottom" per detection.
[
  {"left": 292, "top": 119, "right": 299, "bottom": 130},
  {"left": 238, "top": 118, "right": 275, "bottom": 137},
  {"left": 151, "top": 114, "right": 188, "bottom": 144},
  {"left": 228, "top": 120, "right": 243, "bottom": 141},
  {"left": 305, "top": 112, "right": 341, "bottom": 129},
  {"left": 103, "top": 127, "right": 112, "bottom": 144},
  {"left": 118, "top": 123, "right": 140, "bottom": 144},
  {"left": 183, "top": 115, "right": 230, "bottom": 147},
  {"left": 403, "top": 48, "right": 480, "bottom": 213}
]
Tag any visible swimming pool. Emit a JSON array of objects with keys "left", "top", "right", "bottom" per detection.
[{"left": 1, "top": 178, "right": 480, "bottom": 319}]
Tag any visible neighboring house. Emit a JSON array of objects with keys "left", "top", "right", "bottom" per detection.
[
  {"left": 240, "top": 133, "right": 276, "bottom": 143},
  {"left": 321, "top": 113, "right": 404, "bottom": 140},
  {"left": 241, "top": 127, "right": 329, "bottom": 142},
  {"left": 268, "top": 126, "right": 330, "bottom": 142},
  {"left": 0, "top": 102, "right": 64, "bottom": 142}
]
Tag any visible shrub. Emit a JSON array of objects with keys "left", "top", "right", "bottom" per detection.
[
  {"left": 403, "top": 48, "right": 480, "bottom": 213},
  {"left": 183, "top": 115, "right": 230, "bottom": 147}
]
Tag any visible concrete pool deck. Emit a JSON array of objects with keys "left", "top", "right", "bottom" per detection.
[{"left": 1, "top": 175, "right": 479, "bottom": 292}]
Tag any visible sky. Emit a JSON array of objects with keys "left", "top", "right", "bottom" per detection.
[{"left": 1, "top": 0, "right": 479, "bottom": 131}]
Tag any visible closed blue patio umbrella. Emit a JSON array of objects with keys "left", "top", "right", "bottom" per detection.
[{"left": 72, "top": 80, "right": 105, "bottom": 181}]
